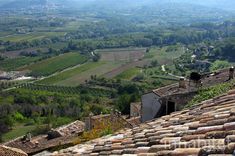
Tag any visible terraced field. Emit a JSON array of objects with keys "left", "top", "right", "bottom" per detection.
[{"left": 20, "top": 52, "right": 87, "bottom": 77}]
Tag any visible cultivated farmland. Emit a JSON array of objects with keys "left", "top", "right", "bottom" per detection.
[
  {"left": 96, "top": 48, "right": 146, "bottom": 62},
  {"left": 144, "top": 46, "right": 185, "bottom": 65},
  {"left": 0, "top": 56, "right": 42, "bottom": 71},
  {"left": 20, "top": 52, "right": 87, "bottom": 77},
  {"left": 56, "top": 62, "right": 124, "bottom": 86},
  {"left": 37, "top": 61, "right": 105, "bottom": 85},
  {"left": 1, "top": 32, "right": 66, "bottom": 42},
  {"left": 36, "top": 46, "right": 184, "bottom": 86},
  {"left": 115, "top": 67, "right": 142, "bottom": 80},
  {"left": 37, "top": 61, "right": 124, "bottom": 86}
]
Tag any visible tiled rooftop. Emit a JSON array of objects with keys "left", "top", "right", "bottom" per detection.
[
  {"left": 5, "top": 120, "right": 85, "bottom": 154},
  {"left": 49, "top": 88, "right": 235, "bottom": 156},
  {"left": 0, "top": 145, "right": 27, "bottom": 156},
  {"left": 50, "top": 120, "right": 85, "bottom": 137}
]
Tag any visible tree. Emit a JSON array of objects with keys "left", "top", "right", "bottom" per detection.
[
  {"left": 151, "top": 60, "right": 159, "bottom": 67},
  {"left": 146, "top": 48, "right": 150, "bottom": 53},
  {"left": 92, "top": 53, "right": 101, "bottom": 62},
  {"left": 67, "top": 41, "right": 77, "bottom": 51},
  {"left": 210, "top": 60, "right": 230, "bottom": 71},
  {"left": 116, "top": 94, "right": 131, "bottom": 114}
]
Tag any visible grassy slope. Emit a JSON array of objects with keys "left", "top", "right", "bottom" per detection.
[
  {"left": 37, "top": 61, "right": 106, "bottom": 85},
  {"left": 21, "top": 52, "right": 87, "bottom": 77},
  {"left": 144, "top": 46, "right": 185, "bottom": 65},
  {"left": 115, "top": 68, "right": 141, "bottom": 80},
  {"left": 2, "top": 124, "right": 37, "bottom": 142},
  {"left": 57, "top": 61, "right": 123, "bottom": 86}
]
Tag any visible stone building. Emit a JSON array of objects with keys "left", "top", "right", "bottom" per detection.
[{"left": 141, "top": 67, "right": 235, "bottom": 122}]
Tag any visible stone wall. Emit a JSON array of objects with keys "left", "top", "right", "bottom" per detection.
[
  {"left": 130, "top": 102, "right": 141, "bottom": 117},
  {"left": 163, "top": 91, "right": 197, "bottom": 111}
]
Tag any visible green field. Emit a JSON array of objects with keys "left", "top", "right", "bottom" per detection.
[
  {"left": 58, "top": 62, "right": 123, "bottom": 86},
  {"left": 37, "top": 61, "right": 123, "bottom": 86},
  {"left": 95, "top": 47, "right": 147, "bottom": 53},
  {"left": 144, "top": 45, "right": 185, "bottom": 64},
  {"left": 37, "top": 61, "right": 106, "bottom": 85},
  {"left": 0, "top": 56, "right": 42, "bottom": 71},
  {"left": 37, "top": 46, "right": 184, "bottom": 86},
  {"left": 115, "top": 68, "right": 142, "bottom": 80},
  {"left": 21, "top": 52, "right": 87, "bottom": 77},
  {"left": 1, "top": 32, "right": 66, "bottom": 42}
]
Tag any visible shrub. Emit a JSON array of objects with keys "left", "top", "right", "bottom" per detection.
[
  {"left": 73, "top": 119, "right": 113, "bottom": 145},
  {"left": 185, "top": 80, "right": 235, "bottom": 108},
  {"left": 13, "top": 112, "right": 25, "bottom": 122},
  {"left": 210, "top": 60, "right": 231, "bottom": 71}
]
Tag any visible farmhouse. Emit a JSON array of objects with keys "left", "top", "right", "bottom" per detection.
[{"left": 141, "top": 67, "right": 235, "bottom": 122}]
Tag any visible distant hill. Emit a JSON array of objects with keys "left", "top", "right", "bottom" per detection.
[
  {"left": 1, "top": 0, "right": 235, "bottom": 12},
  {"left": 179, "top": 0, "right": 235, "bottom": 11},
  {"left": 0, "top": 0, "right": 234, "bottom": 25}
]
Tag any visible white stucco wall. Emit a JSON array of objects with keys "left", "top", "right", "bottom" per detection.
[{"left": 141, "top": 92, "right": 161, "bottom": 122}]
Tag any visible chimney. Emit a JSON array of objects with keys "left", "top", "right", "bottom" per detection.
[
  {"left": 85, "top": 112, "right": 94, "bottom": 131},
  {"left": 229, "top": 66, "right": 234, "bottom": 80},
  {"left": 179, "top": 77, "right": 186, "bottom": 88}
]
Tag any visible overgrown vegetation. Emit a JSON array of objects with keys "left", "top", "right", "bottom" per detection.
[
  {"left": 185, "top": 80, "right": 235, "bottom": 108},
  {"left": 73, "top": 121, "right": 113, "bottom": 144}
]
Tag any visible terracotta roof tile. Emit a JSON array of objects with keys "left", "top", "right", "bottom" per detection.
[
  {"left": 50, "top": 89, "right": 235, "bottom": 156},
  {"left": 0, "top": 145, "right": 28, "bottom": 156},
  {"left": 224, "top": 122, "right": 235, "bottom": 130},
  {"left": 199, "top": 146, "right": 226, "bottom": 155},
  {"left": 181, "top": 134, "right": 205, "bottom": 141},
  {"left": 171, "top": 148, "right": 201, "bottom": 156}
]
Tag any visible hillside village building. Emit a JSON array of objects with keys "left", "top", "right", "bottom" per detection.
[{"left": 141, "top": 67, "right": 235, "bottom": 122}]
